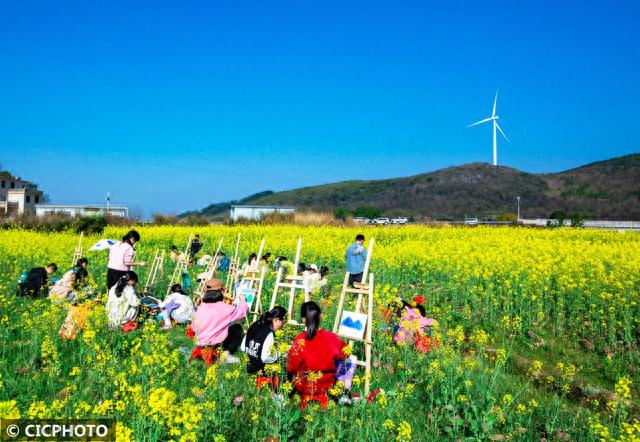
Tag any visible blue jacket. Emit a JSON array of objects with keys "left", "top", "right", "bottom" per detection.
[{"left": 345, "top": 243, "right": 367, "bottom": 274}]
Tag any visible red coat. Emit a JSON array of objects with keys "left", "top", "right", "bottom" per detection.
[{"left": 287, "top": 329, "right": 347, "bottom": 396}]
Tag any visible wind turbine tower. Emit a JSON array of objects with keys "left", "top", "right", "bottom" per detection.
[{"left": 468, "top": 90, "right": 509, "bottom": 166}]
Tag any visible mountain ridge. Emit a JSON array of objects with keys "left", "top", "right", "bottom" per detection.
[{"left": 187, "top": 153, "right": 640, "bottom": 220}]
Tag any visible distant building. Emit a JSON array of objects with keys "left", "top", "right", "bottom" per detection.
[
  {"left": 0, "top": 172, "right": 44, "bottom": 216},
  {"left": 229, "top": 205, "right": 295, "bottom": 221},
  {"left": 35, "top": 204, "right": 129, "bottom": 218}
]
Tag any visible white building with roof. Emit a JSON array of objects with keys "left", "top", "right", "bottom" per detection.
[
  {"left": 0, "top": 173, "right": 44, "bottom": 216},
  {"left": 229, "top": 205, "right": 295, "bottom": 221},
  {"left": 35, "top": 204, "right": 129, "bottom": 218}
]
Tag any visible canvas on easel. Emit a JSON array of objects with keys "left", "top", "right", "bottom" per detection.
[
  {"left": 269, "top": 238, "right": 307, "bottom": 325},
  {"left": 193, "top": 237, "right": 224, "bottom": 301},
  {"left": 332, "top": 237, "right": 375, "bottom": 396},
  {"left": 224, "top": 233, "right": 241, "bottom": 294},
  {"left": 167, "top": 234, "right": 192, "bottom": 294},
  {"left": 142, "top": 249, "right": 165, "bottom": 295}
]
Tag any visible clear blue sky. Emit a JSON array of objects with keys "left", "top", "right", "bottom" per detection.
[{"left": 1, "top": 1, "right": 639, "bottom": 216}]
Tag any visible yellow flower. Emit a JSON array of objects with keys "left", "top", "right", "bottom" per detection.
[
  {"left": 615, "top": 376, "right": 632, "bottom": 400},
  {"left": 115, "top": 423, "right": 134, "bottom": 442},
  {"left": 396, "top": 421, "right": 412, "bottom": 442},
  {"left": 0, "top": 400, "right": 21, "bottom": 419}
]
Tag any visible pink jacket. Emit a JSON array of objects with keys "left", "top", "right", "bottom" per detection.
[
  {"left": 193, "top": 300, "right": 248, "bottom": 346},
  {"left": 393, "top": 307, "right": 436, "bottom": 344}
]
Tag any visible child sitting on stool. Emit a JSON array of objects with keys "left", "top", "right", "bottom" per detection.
[
  {"left": 287, "top": 301, "right": 348, "bottom": 409},
  {"left": 191, "top": 278, "right": 248, "bottom": 364},
  {"left": 241, "top": 306, "right": 287, "bottom": 389}
]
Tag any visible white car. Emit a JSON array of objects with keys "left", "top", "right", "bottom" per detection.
[
  {"left": 353, "top": 217, "right": 368, "bottom": 224},
  {"left": 464, "top": 217, "right": 479, "bottom": 225},
  {"left": 391, "top": 217, "right": 408, "bottom": 225},
  {"left": 374, "top": 217, "right": 390, "bottom": 225}
]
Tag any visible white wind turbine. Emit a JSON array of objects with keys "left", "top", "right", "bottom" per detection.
[{"left": 467, "top": 90, "right": 509, "bottom": 166}]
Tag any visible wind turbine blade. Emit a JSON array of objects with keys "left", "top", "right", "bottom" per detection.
[
  {"left": 492, "top": 89, "right": 498, "bottom": 117},
  {"left": 496, "top": 122, "right": 509, "bottom": 142},
  {"left": 467, "top": 117, "right": 493, "bottom": 127}
]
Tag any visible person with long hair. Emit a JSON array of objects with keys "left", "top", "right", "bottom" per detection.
[
  {"left": 241, "top": 306, "right": 287, "bottom": 375},
  {"left": 105, "top": 271, "right": 140, "bottom": 329},
  {"left": 106, "top": 230, "right": 145, "bottom": 290},
  {"left": 192, "top": 278, "right": 248, "bottom": 364},
  {"left": 287, "top": 301, "right": 348, "bottom": 408},
  {"left": 49, "top": 258, "right": 90, "bottom": 303},
  {"left": 241, "top": 253, "right": 258, "bottom": 275}
]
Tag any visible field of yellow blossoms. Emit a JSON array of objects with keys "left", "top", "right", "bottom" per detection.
[{"left": 0, "top": 225, "right": 639, "bottom": 441}]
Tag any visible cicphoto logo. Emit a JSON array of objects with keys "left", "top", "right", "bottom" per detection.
[{"left": 1, "top": 419, "right": 115, "bottom": 441}]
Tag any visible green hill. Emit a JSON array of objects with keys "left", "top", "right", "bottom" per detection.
[{"left": 188, "top": 153, "right": 640, "bottom": 220}]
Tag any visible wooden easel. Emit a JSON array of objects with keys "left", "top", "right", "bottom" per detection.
[
  {"left": 332, "top": 237, "right": 375, "bottom": 396},
  {"left": 142, "top": 249, "right": 165, "bottom": 295},
  {"left": 235, "top": 238, "right": 267, "bottom": 321},
  {"left": 167, "top": 234, "right": 192, "bottom": 294},
  {"left": 71, "top": 232, "right": 83, "bottom": 266},
  {"left": 239, "top": 265, "right": 267, "bottom": 323},
  {"left": 225, "top": 233, "right": 241, "bottom": 294},
  {"left": 193, "top": 237, "right": 224, "bottom": 301},
  {"left": 269, "top": 238, "right": 307, "bottom": 324}
]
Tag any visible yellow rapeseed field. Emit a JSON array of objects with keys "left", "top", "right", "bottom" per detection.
[{"left": 0, "top": 225, "right": 638, "bottom": 441}]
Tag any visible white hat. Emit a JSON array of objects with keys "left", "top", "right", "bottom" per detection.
[{"left": 309, "top": 264, "right": 319, "bottom": 272}]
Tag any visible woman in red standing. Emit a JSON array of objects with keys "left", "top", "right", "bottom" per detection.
[{"left": 287, "top": 301, "right": 347, "bottom": 409}]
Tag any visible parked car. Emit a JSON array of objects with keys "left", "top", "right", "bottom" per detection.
[
  {"left": 391, "top": 217, "right": 408, "bottom": 225},
  {"left": 365, "top": 218, "right": 376, "bottom": 225},
  {"left": 353, "top": 217, "right": 368, "bottom": 224},
  {"left": 374, "top": 217, "right": 390, "bottom": 225},
  {"left": 464, "top": 217, "right": 479, "bottom": 226}
]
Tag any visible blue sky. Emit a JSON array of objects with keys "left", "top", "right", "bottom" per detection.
[{"left": 1, "top": 1, "right": 639, "bottom": 216}]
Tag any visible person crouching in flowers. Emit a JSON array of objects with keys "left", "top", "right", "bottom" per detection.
[
  {"left": 160, "top": 283, "right": 195, "bottom": 329},
  {"left": 49, "top": 258, "right": 90, "bottom": 304},
  {"left": 393, "top": 298, "right": 438, "bottom": 352},
  {"left": 105, "top": 271, "right": 140, "bottom": 331},
  {"left": 240, "top": 306, "right": 287, "bottom": 389},
  {"left": 191, "top": 278, "right": 248, "bottom": 364},
  {"left": 287, "top": 301, "right": 347, "bottom": 409}
]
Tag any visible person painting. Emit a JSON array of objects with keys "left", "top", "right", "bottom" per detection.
[
  {"left": 241, "top": 306, "right": 287, "bottom": 380},
  {"left": 160, "top": 284, "right": 196, "bottom": 329},
  {"left": 345, "top": 234, "right": 367, "bottom": 286},
  {"left": 241, "top": 253, "right": 258, "bottom": 275},
  {"left": 18, "top": 263, "right": 58, "bottom": 298},
  {"left": 190, "top": 235, "right": 203, "bottom": 260},
  {"left": 260, "top": 253, "right": 272, "bottom": 269},
  {"left": 49, "top": 258, "right": 90, "bottom": 303},
  {"left": 287, "top": 301, "right": 348, "bottom": 409},
  {"left": 217, "top": 252, "right": 230, "bottom": 272},
  {"left": 107, "top": 230, "right": 145, "bottom": 290},
  {"left": 105, "top": 271, "right": 140, "bottom": 330},
  {"left": 192, "top": 278, "right": 248, "bottom": 364}
]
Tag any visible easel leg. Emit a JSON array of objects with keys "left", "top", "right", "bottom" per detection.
[
  {"left": 269, "top": 267, "right": 283, "bottom": 311},
  {"left": 333, "top": 272, "right": 350, "bottom": 333},
  {"left": 364, "top": 274, "right": 374, "bottom": 396},
  {"left": 287, "top": 286, "right": 296, "bottom": 322}
]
